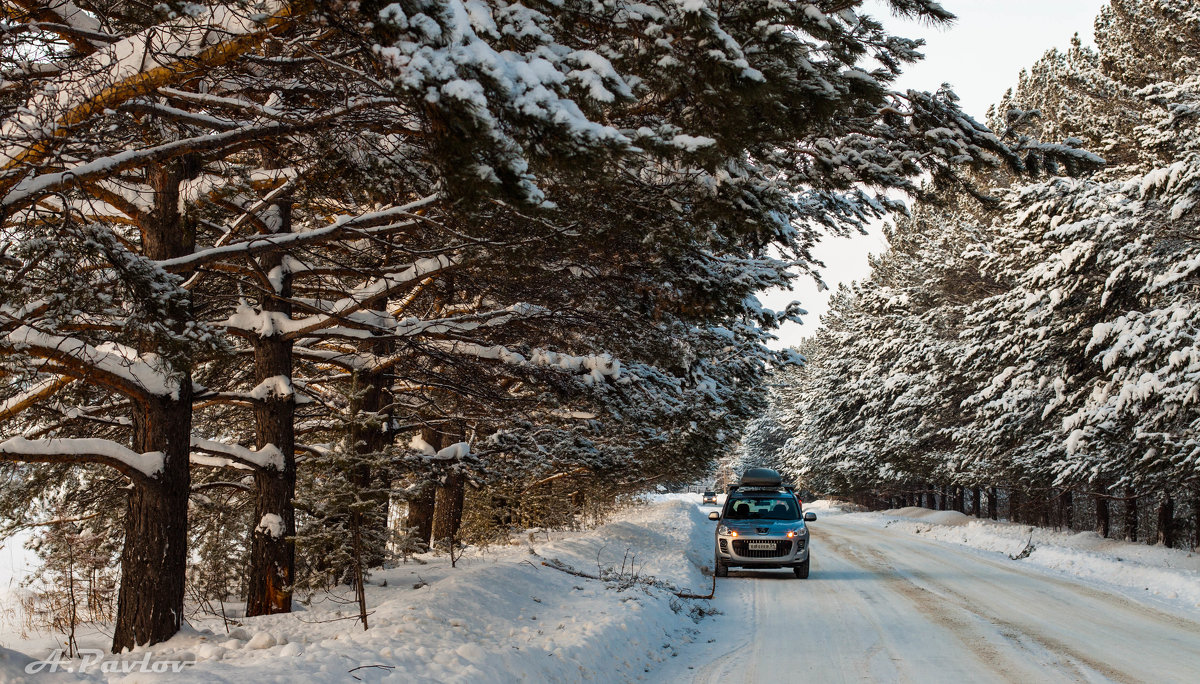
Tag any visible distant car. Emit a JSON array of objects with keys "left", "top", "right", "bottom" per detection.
[
  {"left": 702, "top": 491, "right": 718, "bottom": 504},
  {"left": 709, "top": 468, "right": 816, "bottom": 579}
]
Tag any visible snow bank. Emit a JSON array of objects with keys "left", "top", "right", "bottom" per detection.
[
  {"left": 0, "top": 645, "right": 96, "bottom": 683},
  {"left": 802, "top": 499, "right": 862, "bottom": 516},
  {"left": 856, "top": 507, "right": 1200, "bottom": 609},
  {"left": 4, "top": 498, "right": 715, "bottom": 682},
  {"left": 883, "top": 506, "right": 972, "bottom": 526}
]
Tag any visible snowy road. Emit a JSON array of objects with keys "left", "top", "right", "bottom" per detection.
[{"left": 669, "top": 509, "right": 1200, "bottom": 683}]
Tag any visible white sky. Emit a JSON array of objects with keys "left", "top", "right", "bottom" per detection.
[{"left": 762, "top": 0, "right": 1109, "bottom": 349}]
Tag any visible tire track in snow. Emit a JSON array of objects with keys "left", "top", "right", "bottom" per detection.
[
  {"left": 819, "top": 519, "right": 1200, "bottom": 683},
  {"left": 817, "top": 526, "right": 1056, "bottom": 681},
  {"left": 668, "top": 508, "right": 1200, "bottom": 683}
]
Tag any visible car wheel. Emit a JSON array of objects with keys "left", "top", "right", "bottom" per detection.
[
  {"left": 715, "top": 557, "right": 729, "bottom": 578},
  {"left": 793, "top": 558, "right": 809, "bottom": 579}
]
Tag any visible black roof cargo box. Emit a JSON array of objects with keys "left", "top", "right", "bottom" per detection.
[{"left": 739, "top": 467, "right": 782, "bottom": 488}]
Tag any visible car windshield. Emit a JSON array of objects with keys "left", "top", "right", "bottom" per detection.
[{"left": 724, "top": 496, "right": 799, "bottom": 521}]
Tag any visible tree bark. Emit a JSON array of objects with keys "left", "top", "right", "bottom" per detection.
[
  {"left": 988, "top": 486, "right": 998, "bottom": 520},
  {"left": 1155, "top": 493, "right": 1174, "bottom": 547},
  {"left": 1095, "top": 491, "right": 1110, "bottom": 538},
  {"left": 1061, "top": 490, "right": 1073, "bottom": 531},
  {"left": 432, "top": 424, "right": 467, "bottom": 552},
  {"left": 350, "top": 364, "right": 392, "bottom": 569},
  {"left": 432, "top": 472, "right": 466, "bottom": 551},
  {"left": 405, "top": 427, "right": 441, "bottom": 548},
  {"left": 972, "top": 486, "right": 982, "bottom": 518},
  {"left": 113, "top": 392, "right": 192, "bottom": 652},
  {"left": 112, "top": 160, "right": 195, "bottom": 652},
  {"left": 246, "top": 199, "right": 296, "bottom": 617},
  {"left": 406, "top": 484, "right": 437, "bottom": 546},
  {"left": 1124, "top": 487, "right": 1138, "bottom": 542},
  {"left": 1192, "top": 494, "right": 1200, "bottom": 551}
]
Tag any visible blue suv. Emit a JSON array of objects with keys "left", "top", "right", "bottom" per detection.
[{"left": 708, "top": 468, "right": 816, "bottom": 578}]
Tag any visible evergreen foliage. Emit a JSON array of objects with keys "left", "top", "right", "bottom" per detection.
[{"left": 774, "top": 0, "right": 1200, "bottom": 546}]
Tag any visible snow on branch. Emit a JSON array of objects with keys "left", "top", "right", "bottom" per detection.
[
  {"left": 408, "top": 434, "right": 472, "bottom": 462},
  {"left": 189, "top": 454, "right": 254, "bottom": 472},
  {"left": 0, "top": 0, "right": 294, "bottom": 182},
  {"left": 0, "top": 435, "right": 163, "bottom": 480},
  {"left": 3, "top": 0, "right": 117, "bottom": 54},
  {"left": 2, "top": 326, "right": 181, "bottom": 399},
  {"left": 224, "top": 254, "right": 458, "bottom": 339},
  {"left": 295, "top": 304, "right": 557, "bottom": 372},
  {"left": 248, "top": 375, "right": 294, "bottom": 401},
  {"left": 4, "top": 116, "right": 349, "bottom": 210},
  {"left": 191, "top": 438, "right": 284, "bottom": 471},
  {"left": 0, "top": 374, "right": 74, "bottom": 421},
  {"left": 429, "top": 340, "right": 623, "bottom": 385},
  {"left": 155, "top": 193, "right": 440, "bottom": 272}
]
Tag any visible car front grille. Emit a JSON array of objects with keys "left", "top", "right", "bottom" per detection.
[{"left": 732, "top": 539, "right": 793, "bottom": 558}]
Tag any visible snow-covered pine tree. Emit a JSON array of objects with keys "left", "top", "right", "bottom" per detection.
[
  {"left": 775, "top": 0, "right": 1200, "bottom": 545},
  {"left": 775, "top": 191, "right": 1002, "bottom": 510}
]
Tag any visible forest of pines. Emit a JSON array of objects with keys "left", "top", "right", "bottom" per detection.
[{"left": 0, "top": 0, "right": 1181, "bottom": 657}]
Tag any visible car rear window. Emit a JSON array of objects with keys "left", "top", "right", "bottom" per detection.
[{"left": 724, "top": 496, "right": 799, "bottom": 521}]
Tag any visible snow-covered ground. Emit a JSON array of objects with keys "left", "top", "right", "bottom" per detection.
[
  {"left": 1, "top": 495, "right": 717, "bottom": 683},
  {"left": 858, "top": 505, "right": 1200, "bottom": 610},
  {"left": 664, "top": 501, "right": 1200, "bottom": 683},
  {"left": 5, "top": 498, "right": 1200, "bottom": 683}
]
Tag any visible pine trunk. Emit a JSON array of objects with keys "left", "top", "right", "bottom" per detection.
[
  {"left": 246, "top": 199, "right": 296, "bottom": 617},
  {"left": 112, "top": 161, "right": 194, "bottom": 652},
  {"left": 350, "top": 310, "right": 395, "bottom": 569},
  {"left": 432, "top": 473, "right": 466, "bottom": 550},
  {"left": 1125, "top": 488, "right": 1138, "bottom": 542},
  {"left": 973, "top": 486, "right": 982, "bottom": 518},
  {"left": 1095, "top": 492, "right": 1110, "bottom": 538},
  {"left": 351, "top": 366, "right": 391, "bottom": 569},
  {"left": 988, "top": 487, "right": 998, "bottom": 520},
  {"left": 113, "top": 392, "right": 193, "bottom": 652},
  {"left": 1155, "top": 493, "right": 1174, "bottom": 547},
  {"left": 1061, "top": 490, "right": 1073, "bottom": 531},
  {"left": 406, "top": 483, "right": 437, "bottom": 546},
  {"left": 1192, "top": 494, "right": 1200, "bottom": 551},
  {"left": 406, "top": 428, "right": 440, "bottom": 548}
]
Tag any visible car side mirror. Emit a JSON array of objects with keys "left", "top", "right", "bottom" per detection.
[
  {"left": 804, "top": 512, "right": 817, "bottom": 522},
  {"left": 708, "top": 511, "right": 720, "bottom": 521}
]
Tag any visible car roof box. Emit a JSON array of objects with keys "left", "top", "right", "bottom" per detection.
[{"left": 739, "top": 468, "right": 782, "bottom": 488}]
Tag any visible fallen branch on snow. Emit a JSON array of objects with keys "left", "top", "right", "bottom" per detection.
[
  {"left": 539, "top": 557, "right": 715, "bottom": 600},
  {"left": 1009, "top": 529, "right": 1036, "bottom": 560}
]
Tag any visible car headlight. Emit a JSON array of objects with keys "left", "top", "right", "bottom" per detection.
[{"left": 717, "top": 525, "right": 734, "bottom": 536}]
